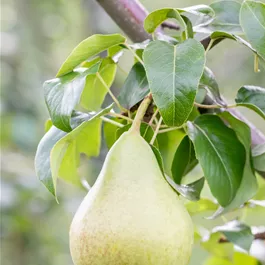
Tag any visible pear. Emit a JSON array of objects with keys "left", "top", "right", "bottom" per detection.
[{"left": 70, "top": 130, "right": 193, "bottom": 265}]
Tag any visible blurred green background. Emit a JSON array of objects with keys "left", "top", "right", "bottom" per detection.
[{"left": 1, "top": 0, "right": 265, "bottom": 264}]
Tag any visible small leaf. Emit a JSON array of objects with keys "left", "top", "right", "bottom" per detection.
[
  {"left": 187, "top": 114, "right": 246, "bottom": 207},
  {"left": 200, "top": 67, "right": 225, "bottom": 106},
  {"left": 143, "top": 39, "right": 205, "bottom": 126},
  {"left": 240, "top": 0, "right": 265, "bottom": 59},
  {"left": 118, "top": 62, "right": 149, "bottom": 109},
  {"left": 44, "top": 65, "right": 100, "bottom": 132},
  {"left": 144, "top": 8, "right": 186, "bottom": 34},
  {"left": 252, "top": 143, "right": 265, "bottom": 172},
  {"left": 171, "top": 135, "right": 197, "bottom": 184},
  {"left": 117, "top": 123, "right": 158, "bottom": 148},
  {"left": 195, "top": 0, "right": 242, "bottom": 34},
  {"left": 186, "top": 198, "right": 218, "bottom": 215},
  {"left": 56, "top": 34, "right": 126, "bottom": 77},
  {"left": 81, "top": 58, "right": 117, "bottom": 111},
  {"left": 213, "top": 220, "right": 254, "bottom": 251},
  {"left": 235, "top": 85, "right": 265, "bottom": 120},
  {"left": 209, "top": 112, "right": 258, "bottom": 218},
  {"left": 81, "top": 57, "right": 101, "bottom": 68},
  {"left": 202, "top": 232, "right": 234, "bottom": 260}
]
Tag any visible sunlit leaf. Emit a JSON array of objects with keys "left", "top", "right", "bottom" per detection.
[
  {"left": 186, "top": 198, "right": 218, "bottom": 215},
  {"left": 144, "top": 39, "right": 205, "bottom": 126},
  {"left": 80, "top": 57, "right": 117, "bottom": 111},
  {"left": 56, "top": 34, "right": 126, "bottom": 76},
  {"left": 187, "top": 114, "right": 246, "bottom": 207}
]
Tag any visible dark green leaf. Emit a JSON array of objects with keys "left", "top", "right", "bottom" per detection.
[
  {"left": 80, "top": 57, "right": 117, "bottom": 111},
  {"left": 56, "top": 34, "right": 126, "bottom": 77},
  {"left": 213, "top": 220, "right": 254, "bottom": 251},
  {"left": 209, "top": 112, "right": 258, "bottom": 218},
  {"left": 187, "top": 114, "right": 246, "bottom": 207},
  {"left": 118, "top": 63, "right": 149, "bottom": 109},
  {"left": 144, "top": 8, "right": 186, "bottom": 34},
  {"left": 240, "top": 0, "right": 265, "bottom": 59},
  {"left": 252, "top": 143, "right": 265, "bottom": 172},
  {"left": 117, "top": 123, "right": 158, "bottom": 148},
  {"left": 171, "top": 135, "right": 197, "bottom": 184},
  {"left": 195, "top": 0, "right": 242, "bottom": 34},
  {"left": 235, "top": 86, "right": 265, "bottom": 119},
  {"left": 143, "top": 39, "right": 205, "bottom": 126},
  {"left": 44, "top": 65, "right": 100, "bottom": 132},
  {"left": 200, "top": 67, "right": 225, "bottom": 106}
]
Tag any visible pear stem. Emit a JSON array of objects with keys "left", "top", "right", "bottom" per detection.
[{"left": 130, "top": 93, "right": 153, "bottom": 133}]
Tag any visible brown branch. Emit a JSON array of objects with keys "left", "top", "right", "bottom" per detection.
[{"left": 161, "top": 21, "right": 180, "bottom": 31}]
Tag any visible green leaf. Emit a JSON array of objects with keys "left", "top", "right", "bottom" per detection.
[
  {"left": 187, "top": 114, "right": 246, "bottom": 207},
  {"left": 118, "top": 62, "right": 149, "bottom": 109},
  {"left": 186, "top": 198, "right": 218, "bottom": 215},
  {"left": 209, "top": 112, "right": 258, "bottom": 218},
  {"left": 235, "top": 85, "right": 265, "bottom": 120},
  {"left": 240, "top": 0, "right": 265, "bottom": 59},
  {"left": 44, "top": 65, "right": 100, "bottom": 132},
  {"left": 202, "top": 232, "right": 234, "bottom": 260},
  {"left": 150, "top": 145, "right": 165, "bottom": 176},
  {"left": 195, "top": 0, "right": 242, "bottom": 34},
  {"left": 213, "top": 220, "right": 254, "bottom": 251},
  {"left": 157, "top": 129, "right": 186, "bottom": 176},
  {"left": 210, "top": 31, "right": 264, "bottom": 62},
  {"left": 165, "top": 175, "right": 205, "bottom": 201},
  {"left": 103, "top": 117, "right": 121, "bottom": 149},
  {"left": 80, "top": 57, "right": 117, "bottom": 111},
  {"left": 56, "top": 34, "right": 125, "bottom": 77},
  {"left": 143, "top": 39, "right": 205, "bottom": 126},
  {"left": 107, "top": 45, "right": 124, "bottom": 62},
  {"left": 200, "top": 67, "right": 225, "bottom": 106},
  {"left": 81, "top": 56, "right": 101, "bottom": 68},
  {"left": 116, "top": 123, "right": 158, "bottom": 148},
  {"left": 252, "top": 143, "right": 265, "bottom": 172},
  {"left": 171, "top": 135, "right": 197, "bottom": 184},
  {"left": 35, "top": 106, "right": 112, "bottom": 198},
  {"left": 144, "top": 8, "right": 186, "bottom": 34},
  {"left": 44, "top": 119, "right": 53, "bottom": 132}
]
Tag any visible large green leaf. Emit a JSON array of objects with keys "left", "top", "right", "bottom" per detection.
[
  {"left": 213, "top": 220, "right": 254, "bottom": 251},
  {"left": 209, "top": 112, "right": 258, "bottom": 218},
  {"left": 144, "top": 8, "right": 186, "bottom": 34},
  {"left": 44, "top": 64, "right": 100, "bottom": 132},
  {"left": 235, "top": 85, "right": 265, "bottom": 120},
  {"left": 56, "top": 34, "right": 126, "bottom": 77},
  {"left": 240, "top": 0, "right": 265, "bottom": 59},
  {"left": 118, "top": 62, "right": 149, "bottom": 109},
  {"left": 171, "top": 135, "right": 197, "bottom": 184},
  {"left": 252, "top": 143, "right": 265, "bottom": 172},
  {"left": 195, "top": 0, "right": 242, "bottom": 34},
  {"left": 35, "top": 106, "right": 112, "bottom": 198},
  {"left": 143, "top": 39, "right": 205, "bottom": 126},
  {"left": 187, "top": 114, "right": 246, "bottom": 207},
  {"left": 80, "top": 58, "right": 117, "bottom": 111}
]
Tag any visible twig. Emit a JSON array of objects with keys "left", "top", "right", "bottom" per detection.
[
  {"left": 158, "top": 126, "right": 183, "bottom": 134},
  {"left": 100, "top": 116, "right": 124, "bottom": 127},
  {"left": 125, "top": 43, "right": 145, "bottom": 65},
  {"left": 148, "top": 108, "right": 159, "bottom": 126},
  {"left": 150, "top": 116, "right": 163, "bottom": 145},
  {"left": 161, "top": 21, "right": 180, "bottom": 31},
  {"left": 96, "top": 72, "right": 125, "bottom": 112},
  {"left": 194, "top": 102, "right": 222, "bottom": 109},
  {"left": 107, "top": 112, "right": 133, "bottom": 122}
]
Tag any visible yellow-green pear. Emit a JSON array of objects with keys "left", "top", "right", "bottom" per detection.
[{"left": 70, "top": 130, "right": 194, "bottom": 265}]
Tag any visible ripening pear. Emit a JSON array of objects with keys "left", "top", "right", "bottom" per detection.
[{"left": 70, "top": 130, "right": 194, "bottom": 265}]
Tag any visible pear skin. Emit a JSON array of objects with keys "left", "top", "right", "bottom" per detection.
[{"left": 70, "top": 130, "right": 193, "bottom": 265}]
